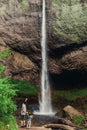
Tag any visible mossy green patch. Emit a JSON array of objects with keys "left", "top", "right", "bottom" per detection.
[
  {"left": 52, "top": 88, "right": 87, "bottom": 101},
  {"left": 20, "top": 0, "right": 29, "bottom": 11},
  {"left": 0, "top": 49, "right": 11, "bottom": 77},
  {"left": 0, "top": 65, "right": 5, "bottom": 77},
  {"left": 0, "top": 49, "right": 11, "bottom": 61},
  {"left": 82, "top": 128, "right": 87, "bottom": 130},
  {"left": 7, "top": 78, "right": 39, "bottom": 96},
  {"left": 52, "top": 0, "right": 87, "bottom": 44},
  {"left": 72, "top": 115, "right": 84, "bottom": 125}
]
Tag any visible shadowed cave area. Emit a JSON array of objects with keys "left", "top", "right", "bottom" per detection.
[{"left": 50, "top": 70, "right": 87, "bottom": 89}]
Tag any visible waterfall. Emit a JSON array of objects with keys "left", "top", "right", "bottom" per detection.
[
  {"left": 39, "top": 0, "right": 53, "bottom": 115},
  {"left": 34, "top": 0, "right": 55, "bottom": 115}
]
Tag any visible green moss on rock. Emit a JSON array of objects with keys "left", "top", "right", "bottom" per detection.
[
  {"left": 20, "top": 0, "right": 29, "bottom": 11},
  {"left": 0, "top": 49, "right": 11, "bottom": 61},
  {"left": 52, "top": 0, "right": 87, "bottom": 44}
]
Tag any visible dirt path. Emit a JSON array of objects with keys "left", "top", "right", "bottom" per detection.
[{"left": 19, "top": 127, "right": 52, "bottom": 130}]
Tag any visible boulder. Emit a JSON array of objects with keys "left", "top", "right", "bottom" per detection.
[{"left": 63, "top": 105, "right": 83, "bottom": 119}]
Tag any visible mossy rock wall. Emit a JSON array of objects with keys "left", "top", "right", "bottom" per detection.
[{"left": 51, "top": 0, "right": 87, "bottom": 44}]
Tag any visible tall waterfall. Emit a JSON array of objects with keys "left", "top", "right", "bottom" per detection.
[{"left": 39, "top": 0, "right": 53, "bottom": 115}]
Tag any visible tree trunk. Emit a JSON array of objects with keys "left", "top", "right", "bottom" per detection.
[{"left": 44, "top": 124, "right": 76, "bottom": 130}]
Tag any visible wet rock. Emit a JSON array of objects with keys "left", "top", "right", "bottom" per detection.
[{"left": 32, "top": 115, "right": 58, "bottom": 126}]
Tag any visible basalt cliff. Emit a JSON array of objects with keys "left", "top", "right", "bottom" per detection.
[{"left": 0, "top": 0, "right": 87, "bottom": 89}]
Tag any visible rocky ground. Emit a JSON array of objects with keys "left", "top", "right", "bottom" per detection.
[{"left": 17, "top": 105, "right": 87, "bottom": 130}]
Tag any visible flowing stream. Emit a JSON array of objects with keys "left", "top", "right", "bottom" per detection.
[{"left": 35, "top": 0, "right": 54, "bottom": 115}]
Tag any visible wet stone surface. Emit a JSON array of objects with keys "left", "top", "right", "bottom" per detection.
[{"left": 32, "top": 115, "right": 59, "bottom": 126}]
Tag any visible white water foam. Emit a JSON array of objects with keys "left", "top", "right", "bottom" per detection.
[{"left": 34, "top": 0, "right": 55, "bottom": 116}]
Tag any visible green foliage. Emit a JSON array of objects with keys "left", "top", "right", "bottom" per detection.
[
  {"left": 52, "top": 0, "right": 80, "bottom": 6},
  {"left": 53, "top": 88, "right": 87, "bottom": 101},
  {"left": 52, "top": 0, "right": 87, "bottom": 44},
  {"left": 82, "top": 128, "right": 87, "bottom": 130},
  {"left": 0, "top": 49, "right": 11, "bottom": 61},
  {"left": 0, "top": 48, "right": 38, "bottom": 130},
  {"left": 0, "top": 115, "right": 18, "bottom": 130},
  {"left": 0, "top": 50, "right": 17, "bottom": 130},
  {"left": 20, "top": 0, "right": 29, "bottom": 11},
  {"left": 0, "top": 65, "right": 5, "bottom": 77},
  {"left": 0, "top": 49, "right": 11, "bottom": 77},
  {"left": 0, "top": 78, "right": 18, "bottom": 130},
  {"left": 0, "top": 78, "right": 17, "bottom": 116},
  {"left": 8, "top": 78, "right": 38, "bottom": 95},
  {"left": 72, "top": 115, "right": 84, "bottom": 125},
  {"left": 0, "top": 62, "right": 38, "bottom": 130}
]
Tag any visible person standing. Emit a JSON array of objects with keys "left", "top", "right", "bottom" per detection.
[
  {"left": 20, "top": 98, "right": 28, "bottom": 128},
  {"left": 26, "top": 111, "right": 33, "bottom": 129}
]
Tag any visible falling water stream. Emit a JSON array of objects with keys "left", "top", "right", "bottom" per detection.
[{"left": 34, "top": 0, "right": 55, "bottom": 115}]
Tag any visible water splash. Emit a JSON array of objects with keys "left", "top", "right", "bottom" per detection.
[{"left": 34, "top": 0, "right": 55, "bottom": 115}]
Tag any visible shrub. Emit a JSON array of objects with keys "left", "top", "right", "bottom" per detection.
[
  {"left": 0, "top": 115, "right": 18, "bottom": 130},
  {"left": 8, "top": 78, "right": 38, "bottom": 95},
  {"left": 0, "top": 49, "right": 18, "bottom": 129},
  {"left": 0, "top": 78, "right": 18, "bottom": 130},
  {"left": 0, "top": 78, "right": 17, "bottom": 116}
]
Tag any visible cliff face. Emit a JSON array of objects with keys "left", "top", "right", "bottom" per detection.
[{"left": 0, "top": 0, "right": 87, "bottom": 88}]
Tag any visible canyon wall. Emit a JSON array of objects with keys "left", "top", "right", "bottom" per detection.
[{"left": 0, "top": 0, "right": 87, "bottom": 88}]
